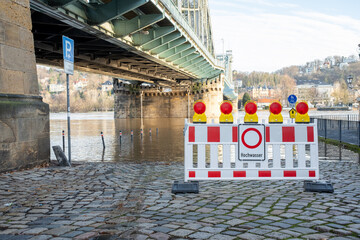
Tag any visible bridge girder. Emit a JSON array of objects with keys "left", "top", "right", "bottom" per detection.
[
  {"left": 30, "top": 0, "right": 224, "bottom": 86},
  {"left": 179, "top": 55, "right": 204, "bottom": 68},
  {"left": 174, "top": 53, "right": 200, "bottom": 65},
  {"left": 132, "top": 26, "right": 175, "bottom": 46},
  {"left": 168, "top": 48, "right": 196, "bottom": 63},
  {"left": 186, "top": 60, "right": 210, "bottom": 72},
  {"left": 162, "top": 43, "right": 192, "bottom": 60},
  {"left": 112, "top": 14, "right": 164, "bottom": 37},
  {"left": 151, "top": 37, "right": 187, "bottom": 55},
  {"left": 188, "top": 63, "right": 214, "bottom": 76},
  {"left": 142, "top": 32, "right": 182, "bottom": 51},
  {"left": 72, "top": 0, "right": 150, "bottom": 26}
]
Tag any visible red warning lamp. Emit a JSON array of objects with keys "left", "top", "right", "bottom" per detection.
[
  {"left": 193, "top": 100, "right": 207, "bottom": 123},
  {"left": 219, "top": 101, "right": 233, "bottom": 123},
  {"left": 245, "top": 102, "right": 257, "bottom": 115},
  {"left": 220, "top": 102, "right": 233, "bottom": 114},
  {"left": 296, "top": 102, "right": 308, "bottom": 115},
  {"left": 270, "top": 102, "right": 282, "bottom": 115},
  {"left": 295, "top": 101, "right": 310, "bottom": 123},
  {"left": 244, "top": 101, "right": 258, "bottom": 123},
  {"left": 269, "top": 101, "right": 283, "bottom": 123},
  {"left": 194, "top": 101, "right": 206, "bottom": 114}
]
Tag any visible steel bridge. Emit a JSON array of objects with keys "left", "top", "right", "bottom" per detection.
[{"left": 30, "top": 0, "right": 236, "bottom": 99}]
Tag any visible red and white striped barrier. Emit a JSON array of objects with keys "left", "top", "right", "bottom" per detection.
[{"left": 184, "top": 119, "right": 319, "bottom": 181}]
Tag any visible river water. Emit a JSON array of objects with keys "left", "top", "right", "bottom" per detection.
[{"left": 50, "top": 110, "right": 359, "bottom": 162}]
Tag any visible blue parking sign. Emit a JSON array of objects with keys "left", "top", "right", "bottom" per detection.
[
  {"left": 288, "top": 94, "right": 297, "bottom": 104},
  {"left": 62, "top": 36, "right": 74, "bottom": 75}
]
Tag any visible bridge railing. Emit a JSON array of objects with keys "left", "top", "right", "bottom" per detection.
[{"left": 157, "top": 0, "right": 220, "bottom": 69}]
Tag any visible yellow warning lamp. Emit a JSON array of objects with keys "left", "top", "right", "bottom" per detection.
[
  {"left": 193, "top": 101, "right": 207, "bottom": 123},
  {"left": 244, "top": 101, "right": 258, "bottom": 123},
  {"left": 268, "top": 101, "right": 283, "bottom": 123},
  {"left": 289, "top": 108, "right": 296, "bottom": 119},
  {"left": 219, "top": 101, "right": 233, "bottom": 123},
  {"left": 295, "top": 101, "right": 310, "bottom": 123}
]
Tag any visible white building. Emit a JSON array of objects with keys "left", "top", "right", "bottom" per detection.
[
  {"left": 49, "top": 84, "right": 65, "bottom": 93},
  {"left": 316, "top": 84, "right": 334, "bottom": 98},
  {"left": 339, "top": 62, "right": 349, "bottom": 70},
  {"left": 101, "top": 81, "right": 113, "bottom": 92},
  {"left": 74, "top": 79, "right": 88, "bottom": 91},
  {"left": 295, "top": 81, "right": 334, "bottom": 106}
]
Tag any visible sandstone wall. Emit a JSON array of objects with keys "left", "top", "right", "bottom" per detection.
[
  {"left": 114, "top": 89, "right": 191, "bottom": 119},
  {"left": 0, "top": 0, "right": 38, "bottom": 95},
  {"left": 0, "top": 0, "right": 50, "bottom": 172},
  {"left": 113, "top": 78, "right": 225, "bottom": 119}
]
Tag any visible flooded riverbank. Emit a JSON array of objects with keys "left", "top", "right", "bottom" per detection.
[{"left": 50, "top": 110, "right": 359, "bottom": 163}]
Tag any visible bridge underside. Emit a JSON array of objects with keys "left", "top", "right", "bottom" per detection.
[
  {"left": 31, "top": 0, "right": 223, "bottom": 86},
  {"left": 32, "top": 11, "right": 191, "bottom": 84}
]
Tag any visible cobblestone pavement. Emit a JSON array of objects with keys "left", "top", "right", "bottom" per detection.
[
  {"left": 318, "top": 141, "right": 360, "bottom": 162},
  {"left": 0, "top": 160, "right": 359, "bottom": 240}
]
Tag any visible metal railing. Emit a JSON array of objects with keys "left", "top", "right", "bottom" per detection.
[
  {"left": 311, "top": 118, "right": 360, "bottom": 162},
  {"left": 311, "top": 118, "right": 360, "bottom": 146},
  {"left": 314, "top": 114, "right": 359, "bottom": 121}
]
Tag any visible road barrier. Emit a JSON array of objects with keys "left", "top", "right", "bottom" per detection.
[{"left": 184, "top": 119, "right": 319, "bottom": 182}]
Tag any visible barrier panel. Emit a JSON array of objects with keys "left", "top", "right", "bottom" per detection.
[{"left": 184, "top": 119, "right": 319, "bottom": 182}]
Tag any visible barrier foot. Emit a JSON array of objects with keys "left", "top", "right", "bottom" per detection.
[
  {"left": 52, "top": 145, "right": 71, "bottom": 167},
  {"left": 172, "top": 181, "right": 199, "bottom": 194},
  {"left": 303, "top": 180, "right": 334, "bottom": 193}
]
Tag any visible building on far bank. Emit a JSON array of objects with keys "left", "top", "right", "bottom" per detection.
[
  {"left": 250, "top": 86, "right": 275, "bottom": 99},
  {"left": 295, "top": 80, "right": 334, "bottom": 106},
  {"left": 101, "top": 81, "right": 113, "bottom": 92},
  {"left": 49, "top": 84, "right": 65, "bottom": 93},
  {"left": 256, "top": 98, "right": 277, "bottom": 109},
  {"left": 74, "top": 78, "right": 88, "bottom": 91}
]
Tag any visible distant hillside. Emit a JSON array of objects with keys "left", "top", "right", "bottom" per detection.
[
  {"left": 293, "top": 62, "right": 360, "bottom": 86},
  {"left": 234, "top": 61, "right": 360, "bottom": 88},
  {"left": 37, "top": 65, "right": 114, "bottom": 112}
]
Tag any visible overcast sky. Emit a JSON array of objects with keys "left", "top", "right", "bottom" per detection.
[{"left": 208, "top": 0, "right": 360, "bottom": 72}]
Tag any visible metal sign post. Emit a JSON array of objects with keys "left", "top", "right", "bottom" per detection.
[
  {"left": 288, "top": 94, "right": 297, "bottom": 123},
  {"left": 62, "top": 36, "right": 74, "bottom": 165},
  {"left": 357, "top": 97, "right": 360, "bottom": 123}
]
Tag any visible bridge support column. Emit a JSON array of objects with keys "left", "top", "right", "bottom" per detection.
[
  {"left": 113, "top": 78, "right": 225, "bottom": 120},
  {"left": 0, "top": 0, "right": 49, "bottom": 172},
  {"left": 114, "top": 80, "right": 190, "bottom": 118},
  {"left": 192, "top": 77, "right": 224, "bottom": 118}
]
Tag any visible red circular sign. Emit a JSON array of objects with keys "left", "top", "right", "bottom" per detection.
[
  {"left": 194, "top": 102, "right": 206, "bottom": 114},
  {"left": 220, "top": 102, "right": 233, "bottom": 114},
  {"left": 241, "top": 128, "right": 262, "bottom": 149}
]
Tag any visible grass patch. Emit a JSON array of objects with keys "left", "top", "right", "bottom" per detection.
[{"left": 318, "top": 137, "right": 360, "bottom": 153}]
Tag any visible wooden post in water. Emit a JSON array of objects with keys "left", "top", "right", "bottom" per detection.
[
  {"left": 62, "top": 130, "right": 65, "bottom": 152},
  {"left": 101, "top": 131, "right": 105, "bottom": 149}
]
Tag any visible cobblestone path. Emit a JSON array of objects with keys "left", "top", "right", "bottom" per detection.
[{"left": 0, "top": 161, "right": 359, "bottom": 240}]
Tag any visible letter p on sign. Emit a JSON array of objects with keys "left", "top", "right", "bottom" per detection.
[{"left": 62, "top": 35, "right": 74, "bottom": 75}]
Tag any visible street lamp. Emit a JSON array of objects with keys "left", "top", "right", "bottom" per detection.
[
  {"left": 346, "top": 75, "right": 354, "bottom": 110},
  {"left": 346, "top": 75, "right": 353, "bottom": 89},
  {"left": 358, "top": 97, "right": 360, "bottom": 122}
]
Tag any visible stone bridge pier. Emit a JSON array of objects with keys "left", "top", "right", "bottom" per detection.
[
  {"left": 0, "top": 0, "right": 49, "bottom": 172},
  {"left": 113, "top": 77, "right": 226, "bottom": 119}
]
